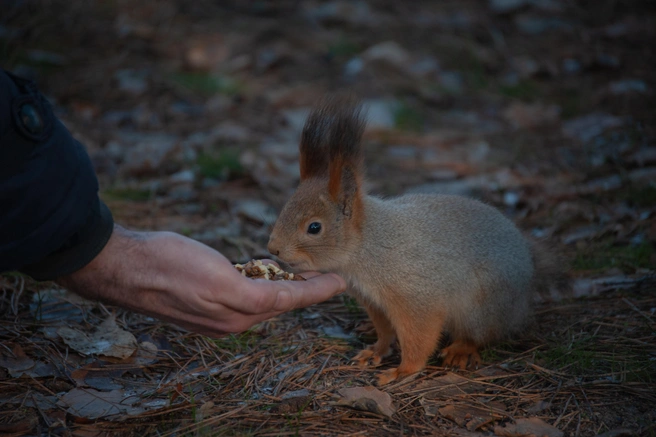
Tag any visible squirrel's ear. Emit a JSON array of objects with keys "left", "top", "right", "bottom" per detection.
[
  {"left": 299, "top": 108, "right": 330, "bottom": 181},
  {"left": 326, "top": 98, "right": 365, "bottom": 217}
]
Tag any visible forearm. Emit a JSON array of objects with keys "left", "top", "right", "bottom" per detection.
[
  {"left": 56, "top": 226, "right": 205, "bottom": 321},
  {"left": 56, "top": 225, "right": 150, "bottom": 305},
  {"left": 55, "top": 226, "right": 219, "bottom": 333}
]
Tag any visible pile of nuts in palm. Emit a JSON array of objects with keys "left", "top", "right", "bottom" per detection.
[{"left": 234, "top": 259, "right": 304, "bottom": 281}]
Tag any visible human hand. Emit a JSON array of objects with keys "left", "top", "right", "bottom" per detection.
[{"left": 57, "top": 226, "right": 346, "bottom": 336}]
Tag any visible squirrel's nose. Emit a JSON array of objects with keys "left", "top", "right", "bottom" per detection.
[{"left": 267, "top": 239, "right": 280, "bottom": 257}]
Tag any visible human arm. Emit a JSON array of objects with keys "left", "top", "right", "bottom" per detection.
[{"left": 56, "top": 225, "right": 346, "bottom": 337}]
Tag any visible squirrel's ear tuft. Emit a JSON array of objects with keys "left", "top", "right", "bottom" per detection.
[
  {"left": 300, "top": 103, "right": 332, "bottom": 180},
  {"left": 300, "top": 95, "right": 366, "bottom": 218},
  {"left": 300, "top": 95, "right": 365, "bottom": 183},
  {"left": 325, "top": 96, "right": 365, "bottom": 215}
]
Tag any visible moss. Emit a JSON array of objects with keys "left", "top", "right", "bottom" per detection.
[
  {"left": 499, "top": 79, "right": 541, "bottom": 101},
  {"left": 328, "top": 35, "right": 361, "bottom": 58},
  {"left": 393, "top": 101, "right": 424, "bottom": 132}
]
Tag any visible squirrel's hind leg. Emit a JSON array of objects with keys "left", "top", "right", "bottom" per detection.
[
  {"left": 440, "top": 340, "right": 481, "bottom": 370},
  {"left": 377, "top": 314, "right": 444, "bottom": 386},
  {"left": 352, "top": 301, "right": 395, "bottom": 367}
]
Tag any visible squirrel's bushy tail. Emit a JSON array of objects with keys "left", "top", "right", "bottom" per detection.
[{"left": 528, "top": 237, "right": 571, "bottom": 301}]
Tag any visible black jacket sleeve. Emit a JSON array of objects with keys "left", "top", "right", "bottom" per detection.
[{"left": 0, "top": 69, "right": 114, "bottom": 281}]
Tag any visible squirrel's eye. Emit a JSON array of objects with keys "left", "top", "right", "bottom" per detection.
[{"left": 307, "top": 222, "right": 322, "bottom": 235}]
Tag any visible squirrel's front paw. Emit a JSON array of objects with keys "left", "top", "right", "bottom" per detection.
[{"left": 440, "top": 341, "right": 481, "bottom": 370}]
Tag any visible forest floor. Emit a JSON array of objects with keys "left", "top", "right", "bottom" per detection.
[{"left": 1, "top": 1, "right": 655, "bottom": 436}]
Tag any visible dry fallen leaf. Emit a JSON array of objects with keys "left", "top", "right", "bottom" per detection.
[
  {"left": 0, "top": 411, "right": 39, "bottom": 434},
  {"left": 0, "top": 344, "right": 36, "bottom": 378},
  {"left": 271, "top": 395, "right": 312, "bottom": 414},
  {"left": 195, "top": 401, "right": 215, "bottom": 422},
  {"left": 335, "top": 386, "right": 397, "bottom": 418},
  {"left": 0, "top": 344, "right": 61, "bottom": 378},
  {"left": 58, "top": 388, "right": 143, "bottom": 420},
  {"left": 70, "top": 362, "right": 127, "bottom": 389},
  {"left": 494, "top": 417, "right": 564, "bottom": 437},
  {"left": 57, "top": 316, "right": 137, "bottom": 359}
]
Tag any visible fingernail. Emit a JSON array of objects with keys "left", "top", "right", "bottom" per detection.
[
  {"left": 300, "top": 271, "right": 321, "bottom": 279},
  {"left": 328, "top": 273, "right": 347, "bottom": 291}
]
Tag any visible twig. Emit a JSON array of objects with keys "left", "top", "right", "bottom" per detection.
[
  {"left": 622, "top": 297, "right": 653, "bottom": 323},
  {"left": 553, "top": 393, "right": 574, "bottom": 427}
]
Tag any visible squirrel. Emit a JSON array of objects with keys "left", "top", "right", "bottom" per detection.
[{"left": 267, "top": 96, "right": 562, "bottom": 385}]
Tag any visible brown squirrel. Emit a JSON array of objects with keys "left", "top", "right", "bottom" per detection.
[{"left": 268, "top": 96, "right": 559, "bottom": 385}]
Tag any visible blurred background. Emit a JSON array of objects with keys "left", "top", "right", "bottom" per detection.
[
  {"left": 1, "top": 2, "right": 655, "bottom": 434},
  {"left": 2, "top": 0, "right": 654, "bottom": 266}
]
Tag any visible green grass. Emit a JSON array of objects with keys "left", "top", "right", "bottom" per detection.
[
  {"left": 170, "top": 72, "right": 243, "bottom": 96},
  {"left": 572, "top": 241, "right": 654, "bottom": 272},
  {"left": 212, "top": 330, "right": 260, "bottom": 355},
  {"left": 102, "top": 187, "right": 153, "bottom": 201},
  {"left": 536, "top": 336, "right": 654, "bottom": 383},
  {"left": 537, "top": 337, "right": 597, "bottom": 373},
  {"left": 609, "top": 351, "right": 655, "bottom": 383},
  {"left": 480, "top": 347, "right": 502, "bottom": 364},
  {"left": 342, "top": 295, "right": 363, "bottom": 314},
  {"left": 196, "top": 147, "right": 244, "bottom": 180}
]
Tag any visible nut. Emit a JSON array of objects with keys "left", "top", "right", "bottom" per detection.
[{"left": 234, "top": 259, "right": 305, "bottom": 281}]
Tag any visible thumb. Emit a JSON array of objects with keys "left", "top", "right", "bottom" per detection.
[{"left": 270, "top": 273, "right": 346, "bottom": 312}]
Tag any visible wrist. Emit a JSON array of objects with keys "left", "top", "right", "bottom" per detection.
[{"left": 56, "top": 225, "right": 152, "bottom": 304}]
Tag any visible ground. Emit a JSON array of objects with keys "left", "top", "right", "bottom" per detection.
[{"left": 1, "top": 1, "right": 655, "bottom": 436}]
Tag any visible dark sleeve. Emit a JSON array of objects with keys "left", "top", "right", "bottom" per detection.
[{"left": 0, "top": 69, "right": 114, "bottom": 281}]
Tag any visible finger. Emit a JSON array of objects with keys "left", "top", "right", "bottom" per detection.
[
  {"left": 297, "top": 271, "right": 321, "bottom": 279},
  {"left": 240, "top": 273, "right": 346, "bottom": 315},
  {"left": 271, "top": 273, "right": 346, "bottom": 312}
]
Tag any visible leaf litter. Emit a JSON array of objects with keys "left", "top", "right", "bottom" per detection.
[{"left": 1, "top": 0, "right": 655, "bottom": 435}]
